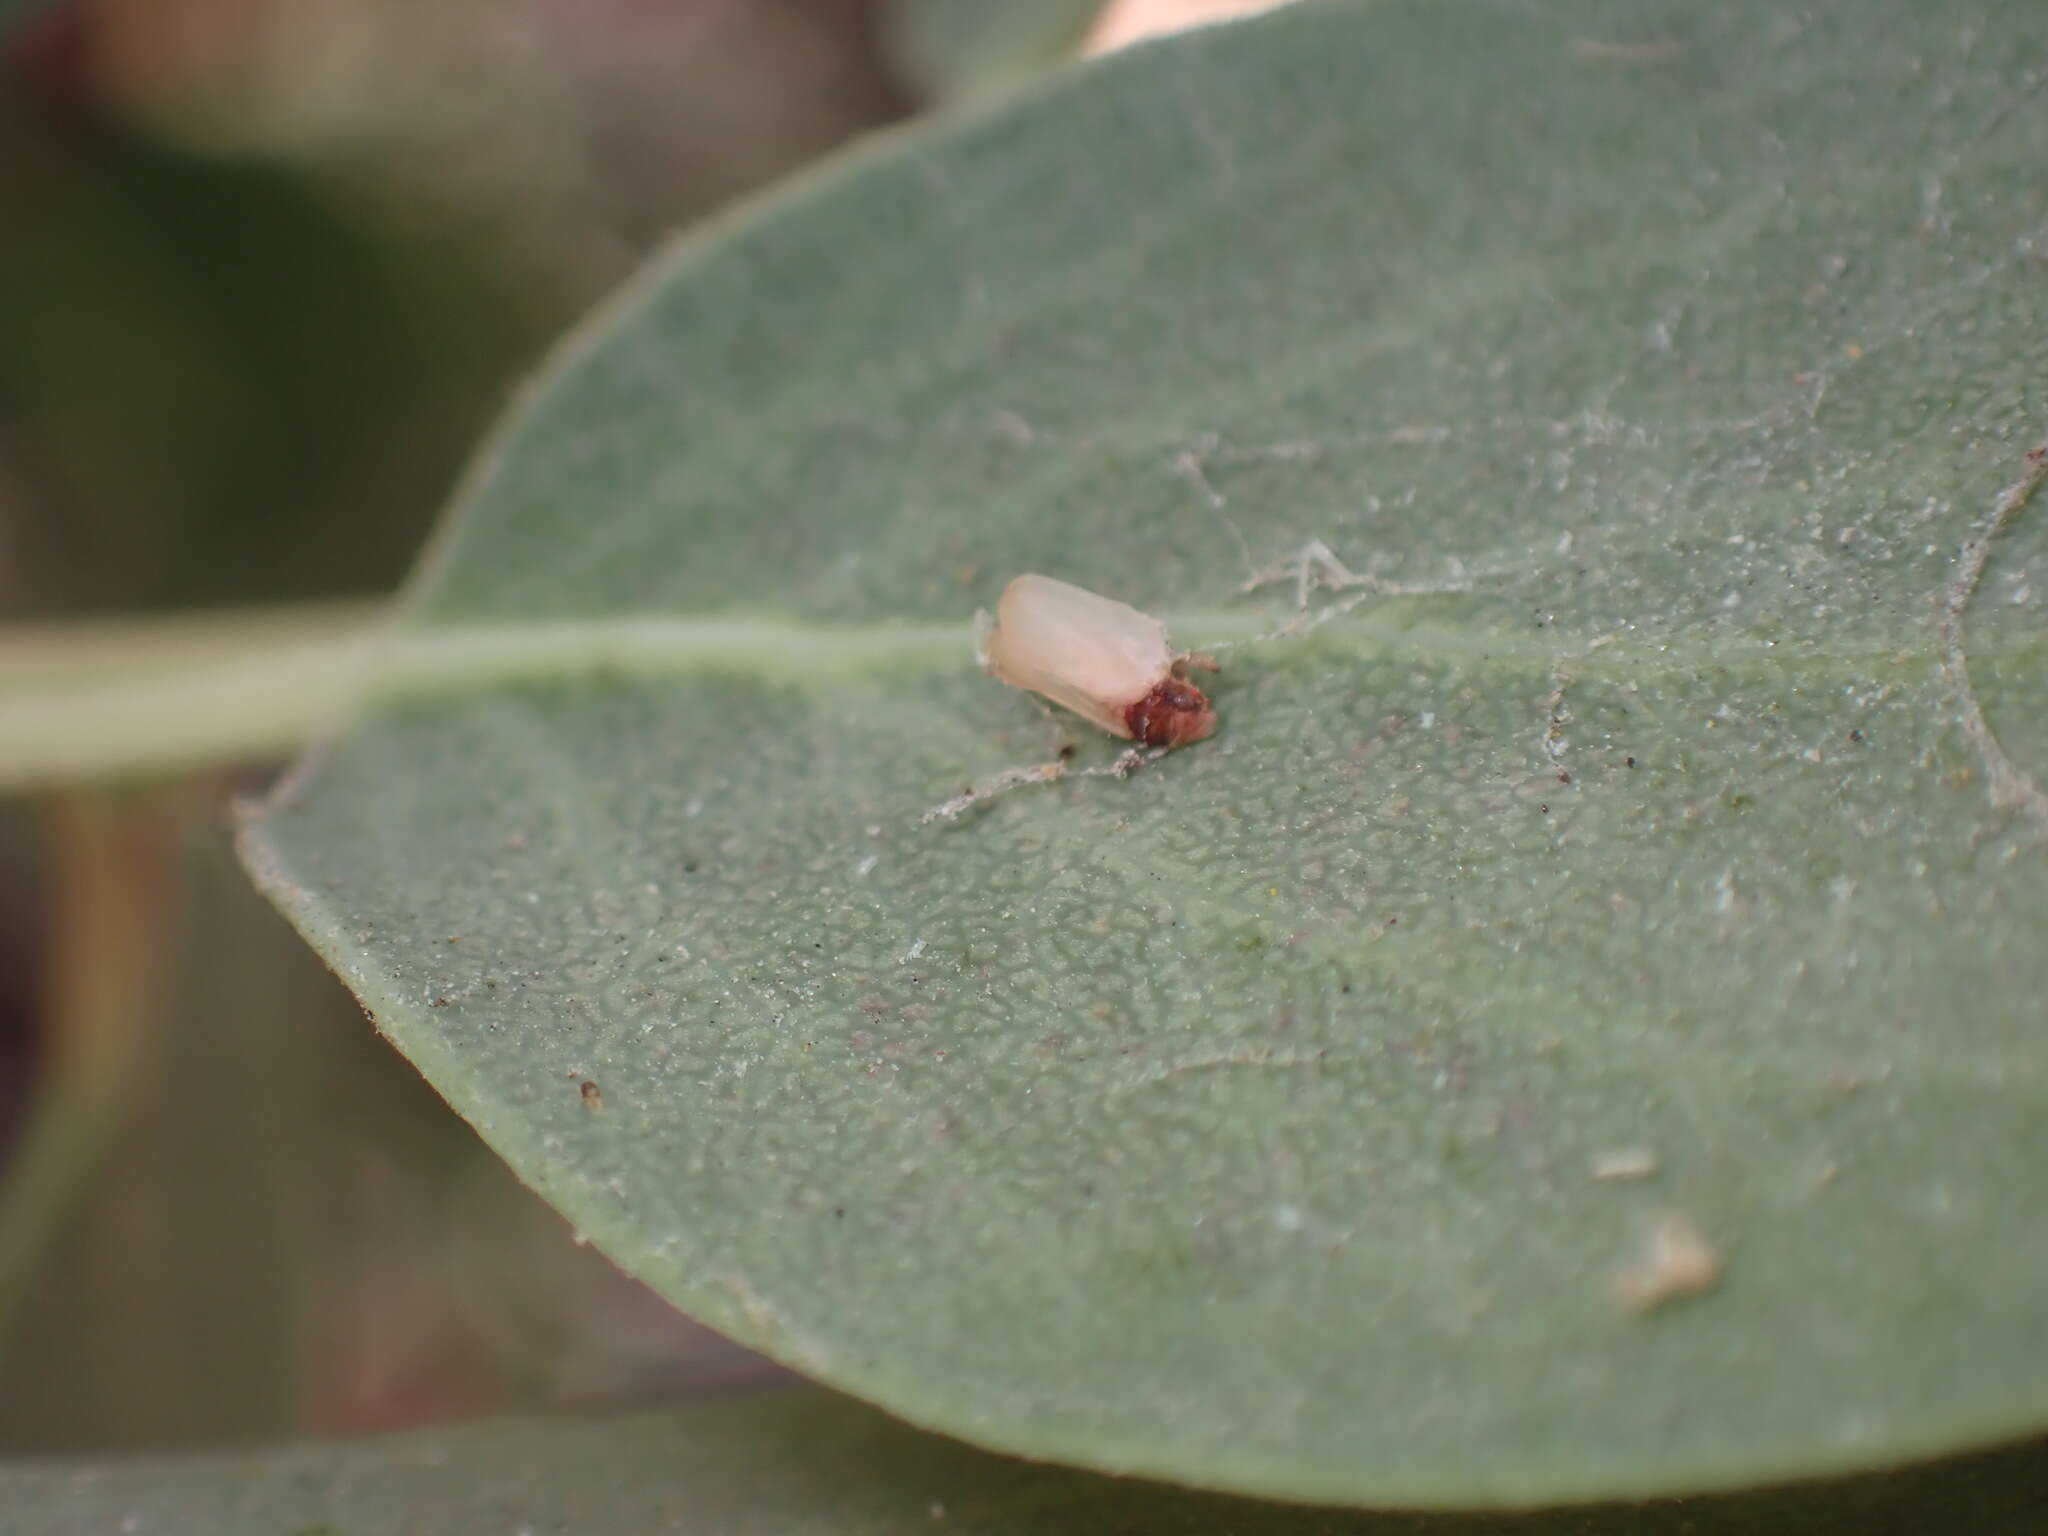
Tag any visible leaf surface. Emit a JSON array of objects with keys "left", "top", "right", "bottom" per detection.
[{"left": 243, "top": 0, "right": 2048, "bottom": 1505}]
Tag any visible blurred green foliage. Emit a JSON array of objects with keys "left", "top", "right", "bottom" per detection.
[
  {"left": 0, "top": 0, "right": 947, "bottom": 1454},
  {"left": 0, "top": 119, "right": 539, "bottom": 614}
]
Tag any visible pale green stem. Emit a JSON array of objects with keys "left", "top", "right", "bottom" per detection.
[
  {"left": 0, "top": 601, "right": 983, "bottom": 793},
  {"left": 0, "top": 607, "right": 390, "bottom": 793}
]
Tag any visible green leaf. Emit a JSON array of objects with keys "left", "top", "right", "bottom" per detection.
[
  {"left": 885, "top": 0, "right": 1110, "bottom": 103},
  {"left": 241, "top": 0, "right": 2048, "bottom": 1508},
  {"left": 7, "top": 1388, "right": 2048, "bottom": 1535}
]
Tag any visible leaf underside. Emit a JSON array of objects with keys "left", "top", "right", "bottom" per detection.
[
  {"left": 243, "top": 0, "right": 2048, "bottom": 1508},
  {"left": 9, "top": 1387, "right": 2048, "bottom": 1536}
]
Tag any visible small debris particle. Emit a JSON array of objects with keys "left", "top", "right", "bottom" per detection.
[
  {"left": 580, "top": 1080, "right": 603, "bottom": 1110},
  {"left": 1590, "top": 1146, "right": 1659, "bottom": 1181},
  {"left": 1539, "top": 803, "right": 1550, "bottom": 814},
  {"left": 1613, "top": 1214, "right": 1721, "bottom": 1313},
  {"left": 920, "top": 759, "right": 1064, "bottom": 823},
  {"left": 1626, "top": 756, "right": 1637, "bottom": 767},
  {"left": 1558, "top": 770, "right": 1573, "bottom": 784},
  {"left": 1848, "top": 729, "right": 1863, "bottom": 743},
  {"left": 856, "top": 854, "right": 880, "bottom": 878}
]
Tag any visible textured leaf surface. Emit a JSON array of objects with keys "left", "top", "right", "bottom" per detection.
[
  {"left": 8, "top": 1390, "right": 2048, "bottom": 1536},
  {"left": 243, "top": 0, "right": 2048, "bottom": 1507}
]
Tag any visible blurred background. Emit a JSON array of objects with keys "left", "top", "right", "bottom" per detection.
[{"left": 0, "top": 0, "right": 1274, "bottom": 1454}]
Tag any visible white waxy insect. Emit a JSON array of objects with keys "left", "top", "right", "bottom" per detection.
[{"left": 980, "top": 574, "right": 1217, "bottom": 747}]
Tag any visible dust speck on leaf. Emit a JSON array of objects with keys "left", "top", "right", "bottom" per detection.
[
  {"left": 1613, "top": 1214, "right": 1722, "bottom": 1314},
  {"left": 1591, "top": 1146, "right": 1659, "bottom": 1181}
]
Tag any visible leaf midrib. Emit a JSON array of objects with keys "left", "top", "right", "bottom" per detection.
[{"left": 0, "top": 590, "right": 1960, "bottom": 795}]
